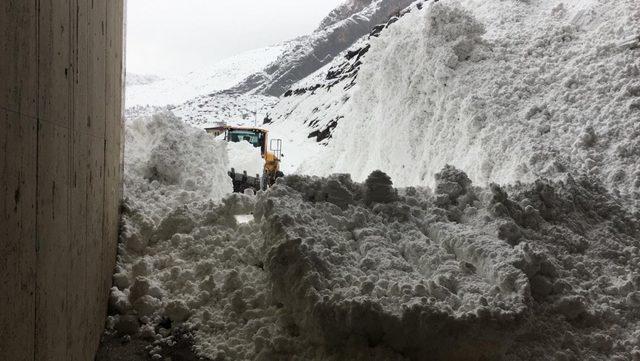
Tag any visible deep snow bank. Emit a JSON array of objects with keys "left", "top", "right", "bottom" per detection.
[
  {"left": 122, "top": 111, "right": 232, "bottom": 227},
  {"left": 107, "top": 162, "right": 640, "bottom": 360},
  {"left": 257, "top": 170, "right": 640, "bottom": 360},
  {"left": 268, "top": 0, "right": 640, "bottom": 209}
]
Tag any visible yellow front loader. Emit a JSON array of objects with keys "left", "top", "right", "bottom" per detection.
[{"left": 209, "top": 126, "right": 284, "bottom": 192}]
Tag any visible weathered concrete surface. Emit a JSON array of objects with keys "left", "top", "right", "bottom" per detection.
[{"left": 0, "top": 0, "right": 124, "bottom": 360}]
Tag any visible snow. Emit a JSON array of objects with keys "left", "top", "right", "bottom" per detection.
[
  {"left": 172, "top": 93, "right": 278, "bottom": 128},
  {"left": 104, "top": 0, "right": 640, "bottom": 359},
  {"left": 124, "top": 93, "right": 278, "bottom": 132},
  {"left": 268, "top": 0, "right": 640, "bottom": 210},
  {"left": 122, "top": 111, "right": 232, "bottom": 223},
  {"left": 107, "top": 165, "right": 640, "bottom": 360},
  {"left": 228, "top": 0, "right": 415, "bottom": 96},
  {"left": 125, "top": 45, "right": 286, "bottom": 107},
  {"left": 227, "top": 140, "right": 264, "bottom": 178},
  {"left": 233, "top": 214, "right": 254, "bottom": 224},
  {"left": 125, "top": 73, "right": 163, "bottom": 87}
]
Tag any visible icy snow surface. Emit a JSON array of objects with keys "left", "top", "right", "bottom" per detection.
[{"left": 268, "top": 0, "right": 640, "bottom": 210}]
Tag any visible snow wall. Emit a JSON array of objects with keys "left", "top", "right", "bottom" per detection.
[
  {"left": 271, "top": 0, "right": 640, "bottom": 210},
  {"left": 0, "top": 1, "right": 125, "bottom": 360}
]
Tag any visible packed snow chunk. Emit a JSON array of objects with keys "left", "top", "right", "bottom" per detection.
[
  {"left": 119, "top": 210, "right": 155, "bottom": 254},
  {"left": 435, "top": 164, "right": 474, "bottom": 202},
  {"left": 227, "top": 139, "right": 264, "bottom": 177},
  {"left": 154, "top": 207, "right": 197, "bottom": 244},
  {"left": 234, "top": 214, "right": 254, "bottom": 224}
]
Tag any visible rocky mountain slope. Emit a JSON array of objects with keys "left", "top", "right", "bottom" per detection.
[{"left": 226, "top": 0, "right": 415, "bottom": 97}]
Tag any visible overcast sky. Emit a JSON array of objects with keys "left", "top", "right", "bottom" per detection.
[{"left": 127, "top": 0, "right": 344, "bottom": 76}]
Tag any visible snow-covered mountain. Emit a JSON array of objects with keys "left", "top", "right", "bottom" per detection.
[
  {"left": 317, "top": 0, "right": 379, "bottom": 30},
  {"left": 125, "top": 45, "right": 287, "bottom": 107},
  {"left": 171, "top": 93, "right": 278, "bottom": 128},
  {"left": 266, "top": 0, "right": 640, "bottom": 209},
  {"left": 125, "top": 0, "right": 416, "bottom": 129},
  {"left": 265, "top": 2, "right": 422, "bottom": 174},
  {"left": 125, "top": 73, "right": 163, "bottom": 87},
  {"left": 226, "top": 0, "right": 415, "bottom": 96}
]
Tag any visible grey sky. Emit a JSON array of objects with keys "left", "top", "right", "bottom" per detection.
[{"left": 127, "top": 0, "right": 345, "bottom": 76}]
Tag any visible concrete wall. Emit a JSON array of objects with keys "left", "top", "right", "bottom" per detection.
[{"left": 0, "top": 0, "right": 124, "bottom": 360}]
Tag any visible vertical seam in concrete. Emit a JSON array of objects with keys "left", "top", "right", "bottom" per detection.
[
  {"left": 120, "top": 0, "right": 126, "bottom": 200},
  {"left": 33, "top": 0, "right": 40, "bottom": 360},
  {"left": 68, "top": 2, "right": 78, "bottom": 358},
  {"left": 102, "top": 0, "right": 109, "bottom": 305}
]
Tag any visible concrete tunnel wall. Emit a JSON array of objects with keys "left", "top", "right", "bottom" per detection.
[{"left": 1, "top": 0, "right": 125, "bottom": 360}]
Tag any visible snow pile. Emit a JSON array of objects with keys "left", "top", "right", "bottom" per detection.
[
  {"left": 227, "top": 140, "right": 264, "bottom": 177},
  {"left": 258, "top": 175, "right": 525, "bottom": 360},
  {"left": 108, "top": 112, "right": 269, "bottom": 359},
  {"left": 109, "top": 112, "right": 289, "bottom": 359},
  {"left": 257, "top": 169, "right": 640, "bottom": 360},
  {"left": 122, "top": 111, "right": 232, "bottom": 223},
  {"left": 107, "top": 163, "right": 640, "bottom": 360},
  {"left": 266, "top": 1, "right": 424, "bottom": 175},
  {"left": 110, "top": 193, "right": 282, "bottom": 360},
  {"left": 268, "top": 0, "right": 640, "bottom": 209}
]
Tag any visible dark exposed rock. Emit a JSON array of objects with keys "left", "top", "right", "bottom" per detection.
[{"left": 308, "top": 118, "right": 341, "bottom": 143}]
